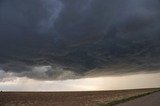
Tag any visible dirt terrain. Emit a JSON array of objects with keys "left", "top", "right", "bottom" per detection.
[
  {"left": 0, "top": 88, "right": 159, "bottom": 106},
  {"left": 117, "top": 91, "right": 160, "bottom": 106}
]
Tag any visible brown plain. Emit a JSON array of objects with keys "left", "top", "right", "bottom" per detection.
[{"left": 0, "top": 88, "right": 159, "bottom": 106}]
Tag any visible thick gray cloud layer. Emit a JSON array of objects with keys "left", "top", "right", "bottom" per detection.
[{"left": 0, "top": 0, "right": 160, "bottom": 80}]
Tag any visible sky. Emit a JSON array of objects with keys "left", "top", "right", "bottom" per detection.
[
  {"left": 1, "top": 72, "right": 160, "bottom": 91},
  {"left": 0, "top": 0, "right": 160, "bottom": 91}
]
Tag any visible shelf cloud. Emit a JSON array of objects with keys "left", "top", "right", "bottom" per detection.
[{"left": 0, "top": 0, "right": 160, "bottom": 80}]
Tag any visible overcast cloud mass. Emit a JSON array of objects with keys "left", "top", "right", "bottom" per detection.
[{"left": 0, "top": 0, "right": 160, "bottom": 80}]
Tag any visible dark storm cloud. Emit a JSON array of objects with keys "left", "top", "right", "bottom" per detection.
[{"left": 0, "top": 0, "right": 160, "bottom": 80}]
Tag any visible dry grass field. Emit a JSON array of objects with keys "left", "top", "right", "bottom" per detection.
[{"left": 0, "top": 88, "right": 159, "bottom": 106}]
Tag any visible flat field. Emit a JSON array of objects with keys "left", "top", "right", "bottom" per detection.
[{"left": 0, "top": 88, "right": 159, "bottom": 106}]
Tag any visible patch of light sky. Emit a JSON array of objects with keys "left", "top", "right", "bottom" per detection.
[{"left": 0, "top": 72, "right": 160, "bottom": 91}]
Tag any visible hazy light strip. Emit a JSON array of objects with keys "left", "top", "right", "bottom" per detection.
[{"left": 0, "top": 73, "right": 160, "bottom": 91}]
